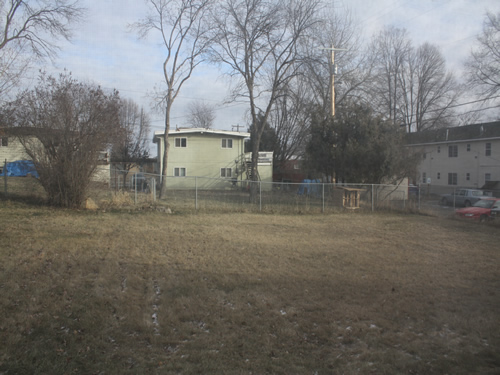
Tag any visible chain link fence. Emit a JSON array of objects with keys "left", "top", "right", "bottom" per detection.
[
  {"left": 6, "top": 166, "right": 498, "bottom": 213},
  {"left": 97, "top": 168, "right": 424, "bottom": 213}
]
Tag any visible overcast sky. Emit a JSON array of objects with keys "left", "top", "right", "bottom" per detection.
[{"left": 45, "top": 0, "right": 498, "bottom": 134}]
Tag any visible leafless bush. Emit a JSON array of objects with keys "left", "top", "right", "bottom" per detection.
[{"left": 6, "top": 72, "right": 120, "bottom": 208}]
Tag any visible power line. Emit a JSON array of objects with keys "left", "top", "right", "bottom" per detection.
[{"left": 425, "top": 95, "right": 500, "bottom": 113}]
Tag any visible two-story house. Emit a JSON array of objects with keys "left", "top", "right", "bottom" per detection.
[
  {"left": 153, "top": 128, "right": 254, "bottom": 189},
  {"left": 407, "top": 121, "right": 500, "bottom": 194}
]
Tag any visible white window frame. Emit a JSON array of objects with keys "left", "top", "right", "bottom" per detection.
[
  {"left": 485, "top": 173, "right": 491, "bottom": 182},
  {"left": 448, "top": 145, "right": 458, "bottom": 157},
  {"left": 0, "top": 137, "right": 8, "bottom": 147},
  {"left": 485, "top": 143, "right": 491, "bottom": 156},
  {"left": 220, "top": 168, "right": 232, "bottom": 178},
  {"left": 448, "top": 172, "right": 458, "bottom": 185},
  {"left": 174, "top": 167, "right": 186, "bottom": 177},
  {"left": 221, "top": 138, "right": 233, "bottom": 149},
  {"left": 174, "top": 137, "right": 187, "bottom": 148}
]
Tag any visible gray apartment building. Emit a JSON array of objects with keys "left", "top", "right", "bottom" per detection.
[{"left": 407, "top": 122, "right": 500, "bottom": 195}]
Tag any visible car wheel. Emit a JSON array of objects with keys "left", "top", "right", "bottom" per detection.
[
  {"left": 479, "top": 215, "right": 488, "bottom": 223},
  {"left": 440, "top": 197, "right": 447, "bottom": 206},
  {"left": 465, "top": 200, "right": 471, "bottom": 207}
]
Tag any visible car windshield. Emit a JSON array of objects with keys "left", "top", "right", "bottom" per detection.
[{"left": 473, "top": 200, "right": 495, "bottom": 208}]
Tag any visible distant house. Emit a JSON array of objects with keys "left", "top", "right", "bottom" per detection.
[
  {"left": 407, "top": 122, "right": 500, "bottom": 194},
  {"left": 0, "top": 131, "right": 28, "bottom": 168},
  {"left": 153, "top": 128, "right": 252, "bottom": 189},
  {"left": 0, "top": 127, "right": 110, "bottom": 183},
  {"left": 273, "top": 157, "right": 305, "bottom": 184}
]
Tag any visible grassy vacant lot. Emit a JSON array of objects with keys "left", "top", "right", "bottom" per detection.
[{"left": 0, "top": 199, "right": 499, "bottom": 374}]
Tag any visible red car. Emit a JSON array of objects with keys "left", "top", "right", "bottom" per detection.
[{"left": 455, "top": 198, "right": 500, "bottom": 222}]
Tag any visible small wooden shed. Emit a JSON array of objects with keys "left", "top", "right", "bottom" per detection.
[{"left": 341, "top": 187, "right": 362, "bottom": 209}]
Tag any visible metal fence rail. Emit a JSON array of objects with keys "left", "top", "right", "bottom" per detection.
[{"left": 101, "top": 169, "right": 422, "bottom": 213}]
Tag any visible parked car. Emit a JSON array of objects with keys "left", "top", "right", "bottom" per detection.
[
  {"left": 491, "top": 206, "right": 500, "bottom": 221},
  {"left": 455, "top": 198, "right": 500, "bottom": 222},
  {"left": 440, "top": 188, "right": 487, "bottom": 207}
]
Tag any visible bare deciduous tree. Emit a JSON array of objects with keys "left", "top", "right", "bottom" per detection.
[
  {"left": 268, "top": 82, "right": 311, "bottom": 173},
  {"left": 370, "top": 26, "right": 413, "bottom": 127},
  {"left": 299, "top": 3, "right": 372, "bottom": 115},
  {"left": 370, "top": 26, "right": 459, "bottom": 132},
  {"left": 112, "top": 98, "right": 151, "bottom": 188},
  {"left": 6, "top": 72, "right": 121, "bottom": 208},
  {"left": 132, "top": 0, "right": 213, "bottom": 198},
  {"left": 186, "top": 100, "right": 215, "bottom": 128},
  {"left": 465, "top": 11, "right": 500, "bottom": 101},
  {"left": 208, "top": 0, "right": 320, "bottom": 199},
  {"left": 0, "top": 0, "right": 84, "bottom": 98}
]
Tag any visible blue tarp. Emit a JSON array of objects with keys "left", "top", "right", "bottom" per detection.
[
  {"left": 0, "top": 160, "right": 39, "bottom": 178},
  {"left": 297, "top": 179, "right": 321, "bottom": 196}
]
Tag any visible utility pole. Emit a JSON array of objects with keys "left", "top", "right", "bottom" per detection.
[
  {"left": 320, "top": 46, "right": 347, "bottom": 117},
  {"left": 232, "top": 124, "right": 244, "bottom": 132}
]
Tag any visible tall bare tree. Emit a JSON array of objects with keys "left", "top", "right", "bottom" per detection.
[
  {"left": 370, "top": 26, "right": 459, "bottom": 132},
  {"left": 186, "top": 100, "right": 215, "bottom": 128},
  {"left": 299, "top": 3, "right": 372, "bottom": 115},
  {"left": 400, "top": 43, "right": 459, "bottom": 132},
  {"left": 465, "top": 12, "right": 500, "bottom": 102},
  {"left": 0, "top": 0, "right": 84, "bottom": 99},
  {"left": 112, "top": 98, "right": 151, "bottom": 188},
  {"left": 208, "top": 0, "right": 320, "bottom": 199},
  {"left": 133, "top": 0, "right": 212, "bottom": 198},
  {"left": 268, "top": 82, "right": 311, "bottom": 172},
  {"left": 370, "top": 26, "right": 413, "bottom": 127}
]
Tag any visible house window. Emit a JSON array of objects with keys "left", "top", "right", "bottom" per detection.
[
  {"left": 448, "top": 173, "right": 458, "bottom": 185},
  {"left": 422, "top": 153, "right": 426, "bottom": 160},
  {"left": 0, "top": 137, "right": 7, "bottom": 147},
  {"left": 220, "top": 168, "right": 232, "bottom": 178},
  {"left": 174, "top": 137, "right": 187, "bottom": 148},
  {"left": 437, "top": 146, "right": 440, "bottom": 153},
  {"left": 485, "top": 173, "right": 491, "bottom": 182},
  {"left": 448, "top": 145, "right": 458, "bottom": 157},
  {"left": 485, "top": 143, "right": 491, "bottom": 156},
  {"left": 466, "top": 173, "right": 470, "bottom": 181},
  {"left": 221, "top": 138, "right": 233, "bottom": 148},
  {"left": 467, "top": 144, "right": 470, "bottom": 152},
  {"left": 437, "top": 172, "right": 440, "bottom": 180},
  {"left": 174, "top": 167, "right": 186, "bottom": 177},
  {"left": 422, "top": 172, "right": 427, "bottom": 184}
]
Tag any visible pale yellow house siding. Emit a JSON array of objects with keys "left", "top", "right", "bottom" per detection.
[
  {"left": 0, "top": 134, "right": 110, "bottom": 184},
  {"left": 0, "top": 136, "right": 28, "bottom": 163},
  {"left": 154, "top": 128, "right": 250, "bottom": 189}
]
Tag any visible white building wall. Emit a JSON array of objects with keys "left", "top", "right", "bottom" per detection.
[{"left": 412, "top": 137, "right": 500, "bottom": 193}]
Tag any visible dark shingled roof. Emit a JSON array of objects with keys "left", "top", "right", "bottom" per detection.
[{"left": 407, "top": 121, "right": 500, "bottom": 145}]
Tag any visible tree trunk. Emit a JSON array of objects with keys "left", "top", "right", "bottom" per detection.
[{"left": 159, "top": 104, "right": 171, "bottom": 199}]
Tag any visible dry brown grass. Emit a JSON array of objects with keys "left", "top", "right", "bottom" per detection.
[{"left": 0, "top": 199, "right": 499, "bottom": 374}]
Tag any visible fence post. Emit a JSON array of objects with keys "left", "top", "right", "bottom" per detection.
[
  {"left": 134, "top": 175, "right": 137, "bottom": 205},
  {"left": 3, "top": 159, "right": 7, "bottom": 196},
  {"left": 259, "top": 181, "right": 262, "bottom": 212},
  {"left": 151, "top": 177, "right": 156, "bottom": 202},
  {"left": 322, "top": 183, "right": 325, "bottom": 213},
  {"left": 371, "top": 184, "right": 374, "bottom": 212}
]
